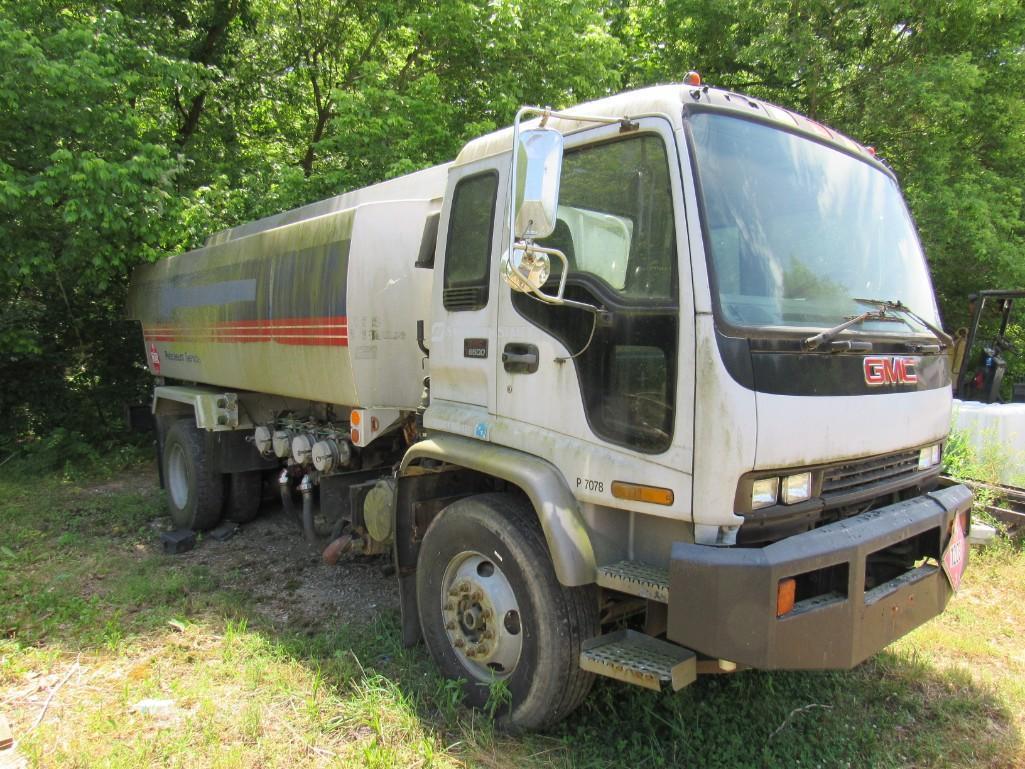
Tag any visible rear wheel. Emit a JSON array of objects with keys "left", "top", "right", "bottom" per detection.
[
  {"left": 416, "top": 493, "right": 598, "bottom": 732},
  {"left": 162, "top": 419, "right": 224, "bottom": 531},
  {"left": 224, "top": 471, "right": 262, "bottom": 523}
]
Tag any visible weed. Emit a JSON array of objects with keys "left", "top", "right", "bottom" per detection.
[
  {"left": 433, "top": 675, "right": 465, "bottom": 721},
  {"left": 485, "top": 675, "right": 512, "bottom": 720},
  {"left": 1, "top": 463, "right": 1023, "bottom": 768},
  {"left": 943, "top": 425, "right": 1020, "bottom": 530}
]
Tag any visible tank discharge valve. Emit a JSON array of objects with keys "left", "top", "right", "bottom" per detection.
[
  {"left": 291, "top": 433, "right": 317, "bottom": 466},
  {"left": 312, "top": 438, "right": 351, "bottom": 473},
  {"left": 272, "top": 429, "right": 294, "bottom": 459},
  {"left": 253, "top": 425, "right": 274, "bottom": 457}
]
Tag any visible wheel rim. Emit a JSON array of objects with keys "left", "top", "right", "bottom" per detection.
[
  {"left": 167, "top": 443, "right": 190, "bottom": 510},
  {"left": 440, "top": 550, "right": 523, "bottom": 681}
]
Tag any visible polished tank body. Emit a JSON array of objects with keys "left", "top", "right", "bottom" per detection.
[{"left": 127, "top": 164, "right": 448, "bottom": 410}]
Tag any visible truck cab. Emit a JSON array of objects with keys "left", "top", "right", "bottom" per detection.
[
  {"left": 129, "top": 79, "right": 973, "bottom": 732},
  {"left": 407, "top": 81, "right": 971, "bottom": 720}
]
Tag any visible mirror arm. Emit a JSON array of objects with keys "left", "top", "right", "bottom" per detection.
[
  {"left": 519, "top": 242, "right": 569, "bottom": 302},
  {"left": 516, "top": 241, "right": 602, "bottom": 315}
]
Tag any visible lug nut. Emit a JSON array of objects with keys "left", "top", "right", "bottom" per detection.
[
  {"left": 453, "top": 638, "right": 464, "bottom": 648},
  {"left": 470, "top": 590, "right": 483, "bottom": 601},
  {"left": 482, "top": 630, "right": 494, "bottom": 640},
  {"left": 466, "top": 647, "right": 477, "bottom": 658},
  {"left": 460, "top": 583, "right": 471, "bottom": 593},
  {"left": 482, "top": 608, "right": 493, "bottom": 620},
  {"left": 444, "top": 602, "right": 455, "bottom": 611},
  {"left": 445, "top": 621, "right": 456, "bottom": 630}
]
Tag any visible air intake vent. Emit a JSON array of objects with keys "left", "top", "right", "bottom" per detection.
[{"left": 443, "top": 286, "right": 486, "bottom": 311}]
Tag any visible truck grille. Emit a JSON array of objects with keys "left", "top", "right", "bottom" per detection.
[
  {"left": 738, "top": 448, "right": 935, "bottom": 546},
  {"left": 822, "top": 449, "right": 921, "bottom": 497}
]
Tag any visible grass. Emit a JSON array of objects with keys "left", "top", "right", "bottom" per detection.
[{"left": 1, "top": 464, "right": 1023, "bottom": 768}]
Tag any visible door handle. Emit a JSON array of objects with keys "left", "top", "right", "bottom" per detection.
[{"left": 502, "top": 343, "right": 539, "bottom": 374}]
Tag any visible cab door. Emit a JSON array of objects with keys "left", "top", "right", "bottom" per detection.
[
  {"left": 493, "top": 117, "right": 695, "bottom": 509},
  {"left": 428, "top": 159, "right": 505, "bottom": 418}
]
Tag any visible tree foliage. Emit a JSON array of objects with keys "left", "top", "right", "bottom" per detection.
[{"left": 1, "top": 0, "right": 1023, "bottom": 442}]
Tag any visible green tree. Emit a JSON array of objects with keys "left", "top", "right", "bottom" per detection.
[
  {"left": 619, "top": 0, "right": 1025, "bottom": 328},
  {"left": 0, "top": 7, "right": 195, "bottom": 439}
]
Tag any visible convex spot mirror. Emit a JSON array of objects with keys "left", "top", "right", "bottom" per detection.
[
  {"left": 514, "top": 127, "right": 564, "bottom": 240},
  {"left": 502, "top": 246, "right": 552, "bottom": 295}
]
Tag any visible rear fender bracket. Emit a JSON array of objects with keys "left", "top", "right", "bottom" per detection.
[{"left": 152, "top": 385, "right": 253, "bottom": 431}]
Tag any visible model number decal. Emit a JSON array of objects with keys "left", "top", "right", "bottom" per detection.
[{"left": 576, "top": 477, "right": 604, "bottom": 493}]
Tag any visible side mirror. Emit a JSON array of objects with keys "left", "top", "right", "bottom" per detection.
[{"left": 514, "top": 128, "right": 563, "bottom": 240}]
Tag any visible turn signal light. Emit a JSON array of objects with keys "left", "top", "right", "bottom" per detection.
[
  {"left": 611, "top": 481, "right": 674, "bottom": 506},
  {"left": 350, "top": 428, "right": 360, "bottom": 444},
  {"left": 350, "top": 409, "right": 362, "bottom": 426},
  {"left": 777, "top": 578, "right": 796, "bottom": 617}
]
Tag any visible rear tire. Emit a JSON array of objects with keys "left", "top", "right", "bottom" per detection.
[
  {"left": 416, "top": 493, "right": 598, "bottom": 732},
  {"left": 162, "top": 419, "right": 224, "bottom": 531},
  {"left": 224, "top": 471, "right": 262, "bottom": 523}
]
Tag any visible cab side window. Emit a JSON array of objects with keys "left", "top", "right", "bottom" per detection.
[{"left": 443, "top": 171, "right": 499, "bottom": 311}]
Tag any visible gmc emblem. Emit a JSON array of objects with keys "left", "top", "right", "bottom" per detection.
[{"left": 864, "top": 355, "right": 919, "bottom": 386}]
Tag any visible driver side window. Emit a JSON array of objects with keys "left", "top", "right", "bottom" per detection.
[{"left": 538, "top": 134, "right": 676, "bottom": 302}]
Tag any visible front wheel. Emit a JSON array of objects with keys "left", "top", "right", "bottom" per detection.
[{"left": 415, "top": 493, "right": 598, "bottom": 732}]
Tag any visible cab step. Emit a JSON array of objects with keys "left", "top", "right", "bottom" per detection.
[
  {"left": 596, "top": 560, "right": 669, "bottom": 602},
  {"left": 580, "top": 629, "right": 696, "bottom": 691}
]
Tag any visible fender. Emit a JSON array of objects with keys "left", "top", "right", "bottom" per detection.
[
  {"left": 400, "top": 433, "right": 597, "bottom": 586},
  {"left": 151, "top": 386, "right": 274, "bottom": 479},
  {"left": 152, "top": 385, "right": 252, "bottom": 431}
]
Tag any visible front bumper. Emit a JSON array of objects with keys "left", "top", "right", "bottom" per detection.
[{"left": 666, "top": 484, "right": 972, "bottom": 669}]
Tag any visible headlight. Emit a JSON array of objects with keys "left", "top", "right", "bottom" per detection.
[
  {"left": 782, "top": 472, "right": 812, "bottom": 505},
  {"left": 918, "top": 443, "right": 942, "bottom": 471},
  {"left": 751, "top": 477, "right": 779, "bottom": 509}
]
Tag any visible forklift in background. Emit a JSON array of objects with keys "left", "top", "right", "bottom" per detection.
[
  {"left": 954, "top": 289, "right": 1025, "bottom": 404},
  {"left": 946, "top": 289, "right": 1025, "bottom": 534}
]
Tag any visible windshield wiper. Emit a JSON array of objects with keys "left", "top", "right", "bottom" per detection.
[
  {"left": 852, "top": 297, "right": 953, "bottom": 349},
  {"left": 803, "top": 307, "right": 907, "bottom": 351}
]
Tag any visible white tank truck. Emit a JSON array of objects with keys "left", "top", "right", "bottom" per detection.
[{"left": 129, "top": 75, "right": 975, "bottom": 730}]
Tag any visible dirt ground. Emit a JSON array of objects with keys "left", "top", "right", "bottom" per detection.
[{"left": 138, "top": 465, "right": 400, "bottom": 632}]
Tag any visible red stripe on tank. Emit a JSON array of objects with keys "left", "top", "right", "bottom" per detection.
[{"left": 143, "top": 316, "right": 349, "bottom": 346}]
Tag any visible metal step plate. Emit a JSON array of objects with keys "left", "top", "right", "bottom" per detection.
[
  {"left": 596, "top": 560, "right": 669, "bottom": 602},
  {"left": 580, "top": 629, "right": 696, "bottom": 691}
]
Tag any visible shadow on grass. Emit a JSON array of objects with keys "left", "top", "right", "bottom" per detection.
[{"left": 1, "top": 470, "right": 1020, "bottom": 768}]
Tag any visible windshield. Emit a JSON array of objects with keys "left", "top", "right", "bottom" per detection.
[{"left": 689, "top": 113, "right": 939, "bottom": 334}]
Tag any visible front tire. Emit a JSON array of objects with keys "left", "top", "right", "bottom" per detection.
[
  {"left": 162, "top": 419, "right": 225, "bottom": 531},
  {"left": 416, "top": 493, "right": 598, "bottom": 732}
]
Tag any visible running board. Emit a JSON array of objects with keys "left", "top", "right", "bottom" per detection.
[
  {"left": 596, "top": 560, "right": 669, "bottom": 603},
  {"left": 580, "top": 629, "right": 696, "bottom": 691}
]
